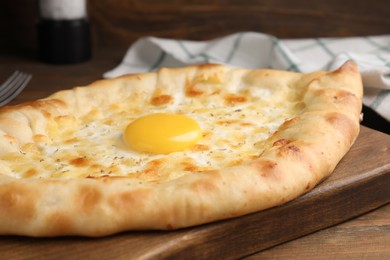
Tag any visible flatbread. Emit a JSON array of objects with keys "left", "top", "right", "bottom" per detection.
[{"left": 0, "top": 61, "right": 362, "bottom": 237}]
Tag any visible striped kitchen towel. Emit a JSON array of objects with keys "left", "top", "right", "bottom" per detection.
[{"left": 104, "top": 32, "right": 390, "bottom": 122}]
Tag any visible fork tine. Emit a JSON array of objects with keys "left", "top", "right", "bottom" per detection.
[
  {"left": 0, "top": 71, "right": 23, "bottom": 96},
  {"left": 0, "top": 72, "right": 30, "bottom": 95},
  {"left": 0, "top": 72, "right": 32, "bottom": 107},
  {"left": 0, "top": 71, "right": 19, "bottom": 90},
  {"left": 2, "top": 73, "right": 31, "bottom": 98},
  {"left": 0, "top": 71, "right": 25, "bottom": 97},
  {"left": 0, "top": 73, "right": 30, "bottom": 97}
]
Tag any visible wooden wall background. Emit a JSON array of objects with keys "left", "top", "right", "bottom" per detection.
[{"left": 1, "top": 0, "right": 389, "bottom": 55}]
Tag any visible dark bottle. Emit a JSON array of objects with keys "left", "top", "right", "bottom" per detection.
[{"left": 37, "top": 0, "right": 91, "bottom": 64}]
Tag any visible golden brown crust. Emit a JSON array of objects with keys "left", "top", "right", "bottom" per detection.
[{"left": 0, "top": 61, "right": 362, "bottom": 237}]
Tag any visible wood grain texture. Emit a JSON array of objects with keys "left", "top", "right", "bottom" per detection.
[
  {"left": 1, "top": 0, "right": 389, "bottom": 53},
  {"left": 248, "top": 204, "right": 390, "bottom": 259},
  {"left": 89, "top": 0, "right": 390, "bottom": 49},
  {"left": 0, "top": 126, "right": 388, "bottom": 259}
]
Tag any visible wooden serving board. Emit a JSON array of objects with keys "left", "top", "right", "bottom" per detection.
[{"left": 0, "top": 126, "right": 389, "bottom": 259}]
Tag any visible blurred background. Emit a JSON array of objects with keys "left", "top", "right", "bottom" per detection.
[{"left": 1, "top": 0, "right": 389, "bottom": 57}]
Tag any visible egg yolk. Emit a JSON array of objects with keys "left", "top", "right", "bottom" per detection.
[{"left": 124, "top": 113, "right": 202, "bottom": 154}]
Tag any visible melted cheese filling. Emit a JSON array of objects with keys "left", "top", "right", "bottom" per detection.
[{"left": 0, "top": 72, "right": 302, "bottom": 183}]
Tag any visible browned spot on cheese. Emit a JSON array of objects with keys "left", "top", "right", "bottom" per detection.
[
  {"left": 144, "top": 159, "right": 163, "bottom": 170},
  {"left": 69, "top": 157, "right": 90, "bottom": 167},
  {"left": 191, "top": 144, "right": 209, "bottom": 151},
  {"left": 102, "top": 118, "right": 113, "bottom": 125},
  {"left": 182, "top": 162, "right": 198, "bottom": 171},
  {"left": 23, "top": 168, "right": 38, "bottom": 178},
  {"left": 91, "top": 163, "right": 103, "bottom": 169},
  {"left": 224, "top": 94, "right": 247, "bottom": 105},
  {"left": 216, "top": 119, "right": 238, "bottom": 125},
  {"left": 0, "top": 183, "right": 37, "bottom": 223},
  {"left": 240, "top": 122, "right": 253, "bottom": 127},
  {"left": 227, "top": 158, "right": 244, "bottom": 167},
  {"left": 64, "top": 137, "right": 78, "bottom": 144},
  {"left": 180, "top": 157, "right": 211, "bottom": 172},
  {"left": 185, "top": 81, "right": 203, "bottom": 97},
  {"left": 141, "top": 168, "right": 157, "bottom": 177},
  {"left": 139, "top": 159, "right": 164, "bottom": 179},
  {"left": 202, "top": 131, "right": 212, "bottom": 138},
  {"left": 33, "top": 134, "right": 48, "bottom": 143},
  {"left": 150, "top": 94, "right": 173, "bottom": 106}
]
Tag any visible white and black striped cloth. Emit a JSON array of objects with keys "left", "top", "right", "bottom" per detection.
[{"left": 104, "top": 32, "right": 390, "bottom": 122}]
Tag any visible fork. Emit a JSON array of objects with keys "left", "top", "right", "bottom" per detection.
[{"left": 0, "top": 71, "right": 32, "bottom": 107}]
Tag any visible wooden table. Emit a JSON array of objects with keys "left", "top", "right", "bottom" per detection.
[{"left": 0, "top": 50, "right": 389, "bottom": 259}]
